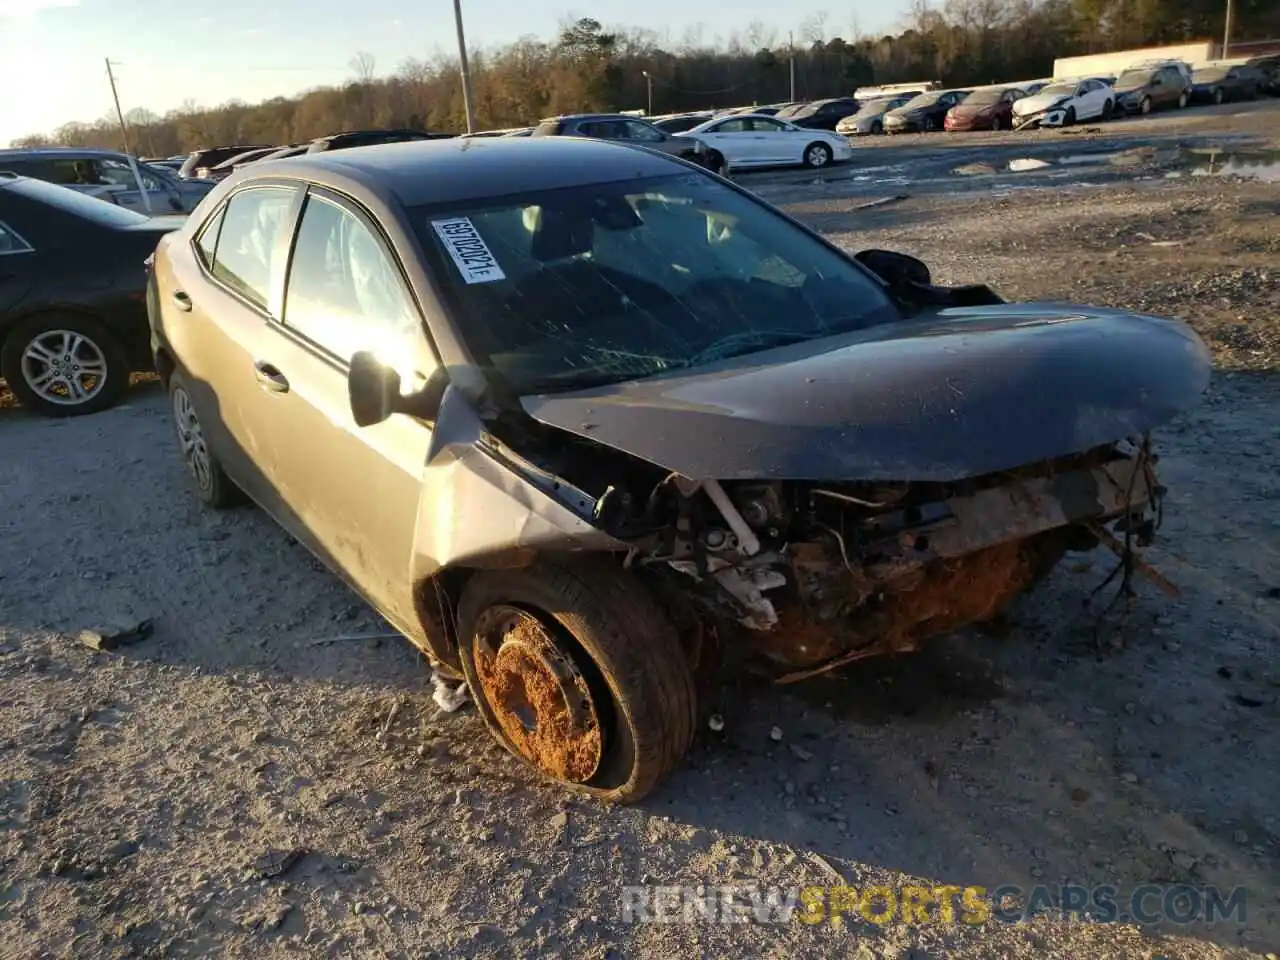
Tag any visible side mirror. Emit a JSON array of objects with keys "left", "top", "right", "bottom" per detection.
[
  {"left": 855, "top": 249, "right": 932, "bottom": 287},
  {"left": 348, "top": 351, "right": 449, "bottom": 427},
  {"left": 348, "top": 351, "right": 401, "bottom": 427}
]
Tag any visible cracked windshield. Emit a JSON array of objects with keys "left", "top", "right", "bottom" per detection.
[{"left": 417, "top": 173, "right": 899, "bottom": 392}]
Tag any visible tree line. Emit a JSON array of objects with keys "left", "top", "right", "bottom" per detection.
[{"left": 12, "top": 0, "right": 1278, "bottom": 154}]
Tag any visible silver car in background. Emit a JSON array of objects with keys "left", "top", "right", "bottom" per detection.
[{"left": 0, "top": 147, "right": 215, "bottom": 215}]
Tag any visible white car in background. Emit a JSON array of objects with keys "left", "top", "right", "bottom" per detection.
[
  {"left": 1011, "top": 77, "right": 1115, "bottom": 128},
  {"left": 676, "top": 113, "right": 852, "bottom": 172}
]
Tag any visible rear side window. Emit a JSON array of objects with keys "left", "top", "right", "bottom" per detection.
[
  {"left": 208, "top": 185, "right": 298, "bottom": 309},
  {"left": 282, "top": 192, "right": 420, "bottom": 364},
  {"left": 0, "top": 220, "right": 34, "bottom": 254},
  {"left": 195, "top": 205, "right": 225, "bottom": 268}
]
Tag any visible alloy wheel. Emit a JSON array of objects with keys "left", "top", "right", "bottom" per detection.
[
  {"left": 172, "top": 385, "right": 212, "bottom": 494},
  {"left": 19, "top": 329, "right": 108, "bottom": 407}
]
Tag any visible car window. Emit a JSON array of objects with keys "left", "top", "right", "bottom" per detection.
[
  {"left": 208, "top": 185, "right": 298, "bottom": 310},
  {"left": 576, "top": 121, "right": 615, "bottom": 139},
  {"left": 714, "top": 119, "right": 749, "bottom": 133},
  {"left": 0, "top": 159, "right": 35, "bottom": 177},
  {"left": 412, "top": 172, "right": 899, "bottom": 394},
  {"left": 749, "top": 118, "right": 787, "bottom": 132},
  {"left": 94, "top": 158, "right": 166, "bottom": 191},
  {"left": 624, "top": 120, "right": 666, "bottom": 142},
  {"left": 282, "top": 192, "right": 420, "bottom": 364},
  {"left": 195, "top": 204, "right": 225, "bottom": 268},
  {"left": 0, "top": 220, "right": 34, "bottom": 255},
  {"left": 45, "top": 159, "right": 105, "bottom": 186}
]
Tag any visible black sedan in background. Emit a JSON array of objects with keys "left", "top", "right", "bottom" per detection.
[
  {"left": 1189, "top": 64, "right": 1263, "bottom": 104},
  {"left": 0, "top": 175, "right": 181, "bottom": 416},
  {"left": 785, "top": 98, "right": 860, "bottom": 130},
  {"left": 883, "top": 89, "right": 972, "bottom": 133}
]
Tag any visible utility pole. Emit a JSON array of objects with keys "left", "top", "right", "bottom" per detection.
[
  {"left": 104, "top": 58, "right": 152, "bottom": 214},
  {"left": 1222, "top": 0, "right": 1234, "bottom": 57},
  {"left": 788, "top": 32, "right": 796, "bottom": 102},
  {"left": 452, "top": 0, "right": 477, "bottom": 134},
  {"left": 642, "top": 70, "right": 653, "bottom": 115}
]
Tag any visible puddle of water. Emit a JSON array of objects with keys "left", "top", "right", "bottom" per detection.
[
  {"left": 1182, "top": 148, "right": 1280, "bottom": 182},
  {"left": 1058, "top": 153, "right": 1115, "bottom": 165}
]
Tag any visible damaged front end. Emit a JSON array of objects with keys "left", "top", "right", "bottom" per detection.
[{"left": 627, "top": 439, "right": 1165, "bottom": 681}]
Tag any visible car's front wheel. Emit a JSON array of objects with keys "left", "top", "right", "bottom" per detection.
[
  {"left": 803, "top": 142, "right": 833, "bottom": 168},
  {"left": 1101, "top": 99, "right": 1114, "bottom": 120},
  {"left": 870, "top": 120, "right": 883, "bottom": 135},
  {"left": 1140, "top": 96, "right": 1153, "bottom": 115},
  {"left": 1063, "top": 106, "right": 1077, "bottom": 126},
  {"left": 168, "top": 370, "right": 244, "bottom": 509},
  {"left": 456, "top": 561, "right": 697, "bottom": 803},
  {"left": 0, "top": 314, "right": 128, "bottom": 417},
  {"left": 1213, "top": 88, "right": 1224, "bottom": 105},
  {"left": 703, "top": 149, "right": 726, "bottom": 174}
]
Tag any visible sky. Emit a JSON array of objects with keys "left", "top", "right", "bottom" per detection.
[{"left": 0, "top": 0, "right": 913, "bottom": 147}]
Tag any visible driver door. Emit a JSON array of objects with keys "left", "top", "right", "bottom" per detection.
[{"left": 248, "top": 186, "right": 436, "bottom": 640}]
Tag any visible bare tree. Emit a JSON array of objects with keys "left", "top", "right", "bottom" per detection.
[{"left": 350, "top": 51, "right": 377, "bottom": 84}]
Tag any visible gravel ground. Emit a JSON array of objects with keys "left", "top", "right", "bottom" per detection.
[{"left": 2, "top": 110, "right": 1279, "bottom": 959}]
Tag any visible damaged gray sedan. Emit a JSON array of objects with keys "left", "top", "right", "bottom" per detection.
[{"left": 147, "top": 136, "right": 1211, "bottom": 802}]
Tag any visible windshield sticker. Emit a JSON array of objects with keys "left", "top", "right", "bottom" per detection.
[{"left": 431, "top": 217, "right": 506, "bottom": 284}]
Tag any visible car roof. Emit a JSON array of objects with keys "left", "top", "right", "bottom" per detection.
[
  {"left": 236, "top": 136, "right": 689, "bottom": 207},
  {"left": 0, "top": 147, "right": 128, "bottom": 159},
  {"left": 542, "top": 113, "right": 648, "bottom": 123}
]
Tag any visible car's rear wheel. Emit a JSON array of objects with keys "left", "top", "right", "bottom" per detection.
[
  {"left": 0, "top": 314, "right": 128, "bottom": 417},
  {"left": 1178, "top": 90, "right": 1189, "bottom": 109},
  {"left": 456, "top": 561, "right": 697, "bottom": 803},
  {"left": 168, "top": 370, "right": 244, "bottom": 509},
  {"left": 803, "top": 142, "right": 833, "bottom": 168}
]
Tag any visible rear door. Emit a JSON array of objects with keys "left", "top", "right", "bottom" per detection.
[
  {"left": 749, "top": 117, "right": 798, "bottom": 164},
  {"left": 0, "top": 218, "right": 36, "bottom": 312},
  {"left": 157, "top": 181, "right": 303, "bottom": 507},
  {"left": 246, "top": 186, "right": 436, "bottom": 638}
]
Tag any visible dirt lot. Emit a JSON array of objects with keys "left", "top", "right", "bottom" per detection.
[{"left": 2, "top": 105, "right": 1279, "bottom": 959}]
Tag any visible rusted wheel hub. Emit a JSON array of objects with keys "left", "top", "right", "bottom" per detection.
[{"left": 470, "top": 605, "right": 603, "bottom": 783}]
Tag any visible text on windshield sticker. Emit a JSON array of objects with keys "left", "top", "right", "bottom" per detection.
[{"left": 431, "top": 217, "right": 506, "bottom": 284}]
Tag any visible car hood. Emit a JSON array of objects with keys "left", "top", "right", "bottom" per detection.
[
  {"left": 1113, "top": 82, "right": 1149, "bottom": 95},
  {"left": 520, "top": 304, "right": 1211, "bottom": 483},
  {"left": 949, "top": 103, "right": 996, "bottom": 118},
  {"left": 884, "top": 107, "right": 924, "bottom": 119},
  {"left": 1014, "top": 93, "right": 1069, "bottom": 114}
]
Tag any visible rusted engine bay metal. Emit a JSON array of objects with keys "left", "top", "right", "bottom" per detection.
[{"left": 633, "top": 442, "right": 1165, "bottom": 680}]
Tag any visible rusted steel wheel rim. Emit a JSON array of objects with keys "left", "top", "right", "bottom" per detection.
[{"left": 470, "top": 605, "right": 604, "bottom": 784}]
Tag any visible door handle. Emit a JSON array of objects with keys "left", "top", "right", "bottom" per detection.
[
  {"left": 171, "top": 290, "right": 192, "bottom": 312},
  {"left": 253, "top": 360, "right": 290, "bottom": 393}
]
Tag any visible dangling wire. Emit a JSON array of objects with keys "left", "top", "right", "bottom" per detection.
[{"left": 1086, "top": 433, "right": 1157, "bottom": 647}]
